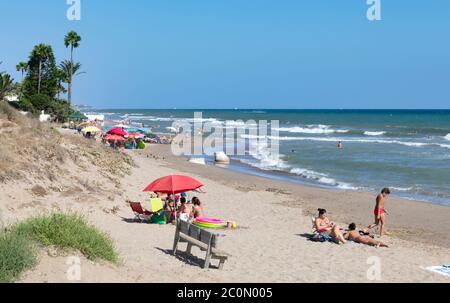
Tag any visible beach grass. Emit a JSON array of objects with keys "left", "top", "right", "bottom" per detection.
[
  {"left": 12, "top": 213, "right": 119, "bottom": 264},
  {"left": 0, "top": 213, "right": 119, "bottom": 282},
  {"left": 0, "top": 231, "right": 37, "bottom": 283}
]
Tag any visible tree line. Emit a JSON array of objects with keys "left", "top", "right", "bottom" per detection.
[{"left": 0, "top": 31, "right": 83, "bottom": 122}]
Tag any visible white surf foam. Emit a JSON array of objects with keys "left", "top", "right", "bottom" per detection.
[
  {"left": 290, "top": 168, "right": 358, "bottom": 190},
  {"left": 364, "top": 131, "right": 386, "bottom": 136},
  {"left": 445, "top": 134, "right": 450, "bottom": 141},
  {"left": 391, "top": 186, "right": 414, "bottom": 192},
  {"left": 241, "top": 134, "right": 444, "bottom": 149},
  {"left": 276, "top": 125, "right": 349, "bottom": 134}
]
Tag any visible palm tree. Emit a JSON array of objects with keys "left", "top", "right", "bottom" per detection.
[
  {"left": 32, "top": 44, "right": 52, "bottom": 94},
  {"left": 16, "top": 62, "right": 28, "bottom": 81},
  {"left": 16, "top": 61, "right": 28, "bottom": 98},
  {"left": 64, "top": 31, "right": 81, "bottom": 105},
  {"left": 0, "top": 72, "right": 14, "bottom": 101},
  {"left": 59, "top": 60, "right": 84, "bottom": 100},
  {"left": 55, "top": 67, "right": 67, "bottom": 99}
]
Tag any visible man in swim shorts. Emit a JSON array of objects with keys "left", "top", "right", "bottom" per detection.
[{"left": 367, "top": 188, "right": 390, "bottom": 237}]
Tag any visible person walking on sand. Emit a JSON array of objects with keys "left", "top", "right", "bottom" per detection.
[{"left": 367, "top": 188, "right": 391, "bottom": 237}]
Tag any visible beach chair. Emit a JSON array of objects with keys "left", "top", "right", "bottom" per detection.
[
  {"left": 310, "top": 216, "right": 333, "bottom": 242},
  {"left": 128, "top": 201, "right": 153, "bottom": 222}
]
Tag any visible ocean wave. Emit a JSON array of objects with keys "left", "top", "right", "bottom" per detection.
[
  {"left": 364, "top": 131, "right": 386, "bottom": 136},
  {"left": 240, "top": 134, "right": 450, "bottom": 149},
  {"left": 390, "top": 186, "right": 414, "bottom": 192},
  {"left": 276, "top": 125, "right": 349, "bottom": 134},
  {"left": 290, "top": 168, "right": 358, "bottom": 190},
  {"left": 246, "top": 141, "right": 290, "bottom": 171},
  {"left": 445, "top": 134, "right": 450, "bottom": 141},
  {"left": 127, "top": 115, "right": 176, "bottom": 122}
]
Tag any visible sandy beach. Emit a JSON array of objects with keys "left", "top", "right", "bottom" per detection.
[{"left": 0, "top": 130, "right": 447, "bottom": 283}]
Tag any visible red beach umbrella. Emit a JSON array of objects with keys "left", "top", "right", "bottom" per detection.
[
  {"left": 126, "top": 133, "right": 144, "bottom": 139},
  {"left": 107, "top": 127, "right": 128, "bottom": 137},
  {"left": 143, "top": 175, "right": 204, "bottom": 194},
  {"left": 104, "top": 134, "right": 126, "bottom": 141}
]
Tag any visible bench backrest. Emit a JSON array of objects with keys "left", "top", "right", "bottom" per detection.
[{"left": 178, "top": 220, "right": 217, "bottom": 247}]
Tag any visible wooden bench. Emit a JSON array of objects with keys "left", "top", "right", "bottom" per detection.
[{"left": 172, "top": 220, "right": 230, "bottom": 270}]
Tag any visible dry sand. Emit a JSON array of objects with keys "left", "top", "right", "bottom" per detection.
[{"left": 1, "top": 136, "right": 449, "bottom": 283}]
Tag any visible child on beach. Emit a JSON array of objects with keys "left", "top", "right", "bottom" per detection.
[
  {"left": 367, "top": 188, "right": 391, "bottom": 237},
  {"left": 344, "top": 223, "right": 388, "bottom": 248},
  {"left": 178, "top": 197, "right": 192, "bottom": 222},
  {"left": 192, "top": 197, "right": 204, "bottom": 218}
]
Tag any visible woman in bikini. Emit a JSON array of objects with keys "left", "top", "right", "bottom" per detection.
[
  {"left": 314, "top": 208, "right": 347, "bottom": 244},
  {"left": 192, "top": 197, "right": 204, "bottom": 218},
  {"left": 345, "top": 223, "right": 388, "bottom": 248}
]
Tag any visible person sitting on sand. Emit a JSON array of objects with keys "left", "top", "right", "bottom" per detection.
[
  {"left": 344, "top": 223, "right": 388, "bottom": 248},
  {"left": 367, "top": 188, "right": 391, "bottom": 237},
  {"left": 192, "top": 197, "right": 204, "bottom": 218},
  {"left": 178, "top": 197, "right": 192, "bottom": 222},
  {"left": 165, "top": 199, "right": 176, "bottom": 223},
  {"left": 314, "top": 208, "right": 347, "bottom": 244}
]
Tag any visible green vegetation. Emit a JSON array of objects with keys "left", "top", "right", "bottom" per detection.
[
  {"left": 0, "top": 232, "right": 37, "bottom": 283},
  {"left": 2, "top": 30, "right": 84, "bottom": 121},
  {"left": 0, "top": 72, "right": 14, "bottom": 101},
  {"left": 0, "top": 213, "right": 119, "bottom": 283},
  {"left": 59, "top": 60, "right": 84, "bottom": 105},
  {"left": 64, "top": 31, "right": 82, "bottom": 105},
  {"left": 13, "top": 213, "right": 119, "bottom": 264}
]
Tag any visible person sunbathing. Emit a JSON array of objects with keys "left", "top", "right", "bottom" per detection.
[
  {"left": 344, "top": 223, "right": 388, "bottom": 248},
  {"left": 192, "top": 197, "right": 204, "bottom": 218},
  {"left": 314, "top": 208, "right": 347, "bottom": 244}
]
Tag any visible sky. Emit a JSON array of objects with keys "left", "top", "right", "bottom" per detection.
[{"left": 0, "top": 0, "right": 449, "bottom": 109}]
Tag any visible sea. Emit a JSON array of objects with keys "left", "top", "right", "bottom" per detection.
[{"left": 89, "top": 109, "right": 450, "bottom": 206}]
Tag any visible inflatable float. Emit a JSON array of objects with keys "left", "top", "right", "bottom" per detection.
[{"left": 193, "top": 217, "right": 225, "bottom": 229}]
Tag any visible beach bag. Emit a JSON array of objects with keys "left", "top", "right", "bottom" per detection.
[
  {"left": 150, "top": 198, "right": 164, "bottom": 212},
  {"left": 151, "top": 212, "right": 166, "bottom": 225},
  {"left": 310, "top": 233, "right": 328, "bottom": 242},
  {"left": 137, "top": 140, "right": 146, "bottom": 149}
]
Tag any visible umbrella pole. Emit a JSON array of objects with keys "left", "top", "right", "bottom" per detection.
[{"left": 173, "top": 190, "right": 177, "bottom": 222}]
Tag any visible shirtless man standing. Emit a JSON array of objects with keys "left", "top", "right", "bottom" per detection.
[
  {"left": 345, "top": 223, "right": 388, "bottom": 248},
  {"left": 367, "top": 188, "right": 391, "bottom": 237}
]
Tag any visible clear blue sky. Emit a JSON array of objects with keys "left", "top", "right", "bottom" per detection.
[{"left": 1, "top": 0, "right": 449, "bottom": 109}]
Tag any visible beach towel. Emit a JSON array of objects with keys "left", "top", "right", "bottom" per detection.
[
  {"left": 425, "top": 265, "right": 450, "bottom": 277},
  {"left": 150, "top": 198, "right": 164, "bottom": 212},
  {"left": 179, "top": 213, "right": 190, "bottom": 222}
]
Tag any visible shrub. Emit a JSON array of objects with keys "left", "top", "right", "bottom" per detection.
[
  {"left": 12, "top": 213, "right": 119, "bottom": 264},
  {"left": 0, "top": 231, "right": 37, "bottom": 283}
]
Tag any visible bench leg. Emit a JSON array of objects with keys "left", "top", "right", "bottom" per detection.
[
  {"left": 173, "top": 232, "right": 180, "bottom": 255},
  {"left": 186, "top": 243, "right": 193, "bottom": 255},
  {"left": 203, "top": 251, "right": 212, "bottom": 269},
  {"left": 218, "top": 258, "right": 226, "bottom": 270}
]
